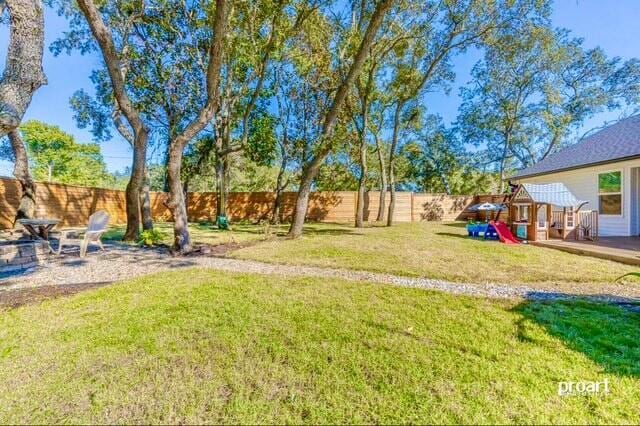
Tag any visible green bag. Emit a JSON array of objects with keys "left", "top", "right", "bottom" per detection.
[{"left": 216, "top": 215, "right": 230, "bottom": 230}]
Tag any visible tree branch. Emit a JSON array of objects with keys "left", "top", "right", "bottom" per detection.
[
  {"left": 321, "top": 0, "right": 395, "bottom": 139},
  {"left": 77, "top": 0, "right": 147, "bottom": 137},
  {"left": 173, "top": 0, "right": 229, "bottom": 149}
]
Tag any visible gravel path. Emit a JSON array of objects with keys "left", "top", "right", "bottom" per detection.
[{"left": 0, "top": 243, "right": 637, "bottom": 303}]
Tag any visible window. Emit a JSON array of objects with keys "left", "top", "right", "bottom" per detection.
[
  {"left": 598, "top": 171, "right": 622, "bottom": 215},
  {"left": 566, "top": 210, "right": 574, "bottom": 228},
  {"left": 515, "top": 204, "right": 530, "bottom": 223},
  {"left": 537, "top": 205, "right": 547, "bottom": 229}
]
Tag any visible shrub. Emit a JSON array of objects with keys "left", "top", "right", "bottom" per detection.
[{"left": 138, "top": 229, "right": 166, "bottom": 247}]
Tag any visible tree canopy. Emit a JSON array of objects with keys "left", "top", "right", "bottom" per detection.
[
  {"left": 2, "top": 0, "right": 640, "bottom": 246},
  {"left": 458, "top": 23, "right": 640, "bottom": 190},
  {"left": 2, "top": 120, "right": 114, "bottom": 187}
]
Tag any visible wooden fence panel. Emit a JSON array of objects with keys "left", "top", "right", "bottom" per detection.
[
  {"left": 361, "top": 191, "right": 389, "bottom": 221},
  {"left": 0, "top": 177, "right": 487, "bottom": 229},
  {"left": 0, "top": 178, "right": 21, "bottom": 229},
  {"left": 412, "top": 193, "right": 476, "bottom": 222}
]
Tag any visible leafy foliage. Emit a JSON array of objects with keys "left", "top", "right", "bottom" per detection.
[
  {"left": 1, "top": 120, "right": 114, "bottom": 187},
  {"left": 402, "top": 115, "right": 496, "bottom": 194},
  {"left": 458, "top": 23, "right": 640, "bottom": 184},
  {"left": 246, "top": 113, "right": 278, "bottom": 166},
  {"left": 4, "top": 0, "right": 638, "bottom": 210},
  {"left": 138, "top": 228, "right": 166, "bottom": 247}
]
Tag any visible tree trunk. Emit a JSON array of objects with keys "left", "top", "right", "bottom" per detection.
[
  {"left": 162, "top": 143, "right": 171, "bottom": 192},
  {"left": 440, "top": 171, "right": 452, "bottom": 195},
  {"left": 160, "top": 0, "right": 228, "bottom": 249},
  {"left": 375, "top": 133, "right": 387, "bottom": 222},
  {"left": 1, "top": 0, "right": 46, "bottom": 222},
  {"left": 288, "top": 159, "right": 322, "bottom": 238},
  {"left": 0, "top": 0, "right": 47, "bottom": 138},
  {"left": 77, "top": 0, "right": 153, "bottom": 243},
  {"left": 355, "top": 127, "right": 368, "bottom": 228},
  {"left": 166, "top": 143, "right": 192, "bottom": 253},
  {"left": 140, "top": 165, "right": 153, "bottom": 231},
  {"left": 123, "top": 131, "right": 148, "bottom": 241},
  {"left": 9, "top": 130, "right": 36, "bottom": 222},
  {"left": 287, "top": 0, "right": 394, "bottom": 238},
  {"left": 215, "top": 153, "right": 228, "bottom": 218},
  {"left": 498, "top": 133, "right": 510, "bottom": 193},
  {"left": 387, "top": 171, "right": 396, "bottom": 226},
  {"left": 498, "top": 167, "right": 506, "bottom": 193},
  {"left": 386, "top": 101, "right": 403, "bottom": 227},
  {"left": 272, "top": 153, "right": 287, "bottom": 225},
  {"left": 272, "top": 188, "right": 284, "bottom": 225}
]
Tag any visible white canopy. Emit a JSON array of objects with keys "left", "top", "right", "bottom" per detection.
[{"left": 521, "top": 183, "right": 587, "bottom": 208}]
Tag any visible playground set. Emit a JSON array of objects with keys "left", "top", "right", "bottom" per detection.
[{"left": 467, "top": 183, "right": 600, "bottom": 245}]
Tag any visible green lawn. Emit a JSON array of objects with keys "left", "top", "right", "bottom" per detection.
[
  {"left": 0, "top": 269, "right": 638, "bottom": 423},
  {"left": 231, "top": 222, "right": 640, "bottom": 294},
  {"left": 103, "top": 221, "right": 290, "bottom": 246}
]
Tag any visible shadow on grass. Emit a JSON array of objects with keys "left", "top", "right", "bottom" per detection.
[
  {"left": 217, "top": 222, "right": 360, "bottom": 237},
  {"left": 435, "top": 232, "right": 469, "bottom": 239},
  {"left": 441, "top": 222, "right": 468, "bottom": 229},
  {"left": 435, "top": 232, "right": 500, "bottom": 245},
  {"left": 515, "top": 299, "right": 640, "bottom": 377},
  {"left": 299, "top": 226, "right": 361, "bottom": 236},
  {"left": 103, "top": 222, "right": 362, "bottom": 243}
]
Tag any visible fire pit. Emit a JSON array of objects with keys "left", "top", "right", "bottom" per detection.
[{"left": 0, "top": 240, "right": 51, "bottom": 275}]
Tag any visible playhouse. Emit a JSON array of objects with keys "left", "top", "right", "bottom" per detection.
[{"left": 508, "top": 183, "right": 599, "bottom": 242}]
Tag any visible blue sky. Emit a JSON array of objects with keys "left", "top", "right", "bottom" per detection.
[{"left": 1, "top": 0, "right": 639, "bottom": 176}]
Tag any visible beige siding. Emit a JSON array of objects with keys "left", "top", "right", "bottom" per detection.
[{"left": 514, "top": 158, "right": 640, "bottom": 236}]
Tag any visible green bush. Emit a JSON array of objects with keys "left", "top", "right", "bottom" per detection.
[{"left": 138, "top": 229, "right": 166, "bottom": 247}]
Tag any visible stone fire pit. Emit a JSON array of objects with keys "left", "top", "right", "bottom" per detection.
[{"left": 0, "top": 240, "right": 51, "bottom": 275}]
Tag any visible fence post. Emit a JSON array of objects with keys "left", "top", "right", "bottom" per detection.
[{"left": 410, "top": 192, "right": 414, "bottom": 222}]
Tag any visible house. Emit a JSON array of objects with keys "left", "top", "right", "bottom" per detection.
[{"left": 511, "top": 115, "right": 640, "bottom": 237}]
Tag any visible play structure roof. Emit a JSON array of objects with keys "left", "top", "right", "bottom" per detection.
[{"left": 520, "top": 183, "right": 586, "bottom": 207}]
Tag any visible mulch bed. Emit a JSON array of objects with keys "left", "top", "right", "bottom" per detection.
[{"left": 0, "top": 281, "right": 114, "bottom": 310}]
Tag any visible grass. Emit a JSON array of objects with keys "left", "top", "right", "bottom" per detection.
[
  {"left": 102, "top": 221, "right": 289, "bottom": 246},
  {"left": 0, "top": 269, "right": 638, "bottom": 423},
  {"left": 231, "top": 221, "right": 640, "bottom": 292}
]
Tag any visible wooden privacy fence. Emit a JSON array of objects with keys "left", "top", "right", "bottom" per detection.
[
  {"left": 0, "top": 177, "right": 481, "bottom": 229},
  {"left": 0, "top": 177, "right": 169, "bottom": 229}
]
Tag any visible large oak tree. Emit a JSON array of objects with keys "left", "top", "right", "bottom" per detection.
[
  {"left": 287, "top": 0, "right": 395, "bottom": 238},
  {"left": 0, "top": 0, "right": 47, "bottom": 221}
]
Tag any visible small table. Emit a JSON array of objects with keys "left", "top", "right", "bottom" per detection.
[{"left": 17, "top": 219, "right": 61, "bottom": 241}]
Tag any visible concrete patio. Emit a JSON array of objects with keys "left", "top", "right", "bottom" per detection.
[{"left": 533, "top": 237, "right": 640, "bottom": 266}]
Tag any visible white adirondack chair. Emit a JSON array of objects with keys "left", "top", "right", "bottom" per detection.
[{"left": 56, "top": 210, "right": 110, "bottom": 257}]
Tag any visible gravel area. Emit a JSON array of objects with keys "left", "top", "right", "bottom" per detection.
[{"left": 0, "top": 242, "right": 638, "bottom": 305}]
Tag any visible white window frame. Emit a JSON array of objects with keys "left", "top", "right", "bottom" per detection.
[
  {"left": 597, "top": 169, "right": 623, "bottom": 217},
  {"left": 566, "top": 209, "right": 575, "bottom": 228},
  {"left": 537, "top": 204, "right": 547, "bottom": 229}
]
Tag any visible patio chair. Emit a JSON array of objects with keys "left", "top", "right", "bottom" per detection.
[{"left": 56, "top": 210, "right": 110, "bottom": 257}]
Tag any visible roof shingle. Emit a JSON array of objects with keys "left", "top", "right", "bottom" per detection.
[{"left": 512, "top": 115, "right": 640, "bottom": 179}]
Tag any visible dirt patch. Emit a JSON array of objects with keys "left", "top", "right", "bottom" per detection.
[
  {"left": 183, "top": 241, "right": 261, "bottom": 257},
  {"left": 0, "top": 281, "right": 113, "bottom": 310}
]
